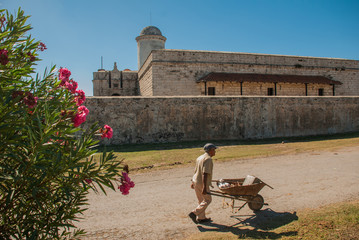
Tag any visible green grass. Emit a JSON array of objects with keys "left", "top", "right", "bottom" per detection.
[
  {"left": 96, "top": 132, "right": 359, "bottom": 172},
  {"left": 281, "top": 201, "right": 359, "bottom": 240},
  {"left": 185, "top": 201, "right": 359, "bottom": 240}
]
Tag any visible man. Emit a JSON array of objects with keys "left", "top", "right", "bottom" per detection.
[{"left": 188, "top": 143, "right": 217, "bottom": 223}]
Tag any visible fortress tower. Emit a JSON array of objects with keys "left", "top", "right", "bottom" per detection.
[{"left": 136, "top": 26, "right": 167, "bottom": 69}]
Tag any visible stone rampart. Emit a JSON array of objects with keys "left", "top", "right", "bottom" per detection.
[{"left": 85, "top": 96, "right": 359, "bottom": 144}]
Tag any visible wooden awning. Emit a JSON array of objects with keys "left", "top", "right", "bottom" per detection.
[{"left": 197, "top": 73, "right": 342, "bottom": 85}]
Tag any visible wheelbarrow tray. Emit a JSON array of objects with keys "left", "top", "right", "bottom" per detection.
[
  {"left": 215, "top": 178, "right": 266, "bottom": 196},
  {"left": 210, "top": 177, "right": 273, "bottom": 212}
]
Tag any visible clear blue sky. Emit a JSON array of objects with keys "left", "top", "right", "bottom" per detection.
[{"left": 2, "top": 0, "right": 359, "bottom": 96}]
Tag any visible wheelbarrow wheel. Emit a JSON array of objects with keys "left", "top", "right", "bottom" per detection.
[{"left": 248, "top": 194, "right": 264, "bottom": 211}]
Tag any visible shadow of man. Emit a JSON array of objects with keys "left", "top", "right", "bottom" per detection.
[
  {"left": 197, "top": 208, "right": 298, "bottom": 239},
  {"left": 233, "top": 208, "right": 298, "bottom": 229}
]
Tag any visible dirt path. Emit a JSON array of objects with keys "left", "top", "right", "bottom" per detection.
[{"left": 77, "top": 146, "right": 359, "bottom": 239}]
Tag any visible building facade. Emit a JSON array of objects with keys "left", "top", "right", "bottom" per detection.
[{"left": 93, "top": 26, "right": 359, "bottom": 97}]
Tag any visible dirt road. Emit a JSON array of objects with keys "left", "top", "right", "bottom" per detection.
[{"left": 77, "top": 146, "right": 359, "bottom": 239}]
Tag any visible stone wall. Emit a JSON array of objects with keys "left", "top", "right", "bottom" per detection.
[
  {"left": 84, "top": 96, "right": 359, "bottom": 144},
  {"left": 138, "top": 50, "right": 359, "bottom": 96},
  {"left": 138, "top": 54, "right": 153, "bottom": 96},
  {"left": 93, "top": 70, "right": 138, "bottom": 96}
]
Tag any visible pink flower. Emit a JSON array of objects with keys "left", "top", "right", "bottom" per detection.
[
  {"left": 122, "top": 172, "right": 131, "bottom": 183},
  {"left": 59, "top": 68, "right": 71, "bottom": 83},
  {"left": 21, "top": 92, "right": 38, "bottom": 108},
  {"left": 85, "top": 178, "right": 92, "bottom": 184},
  {"left": 72, "top": 105, "right": 89, "bottom": 127},
  {"left": 59, "top": 79, "right": 67, "bottom": 87},
  {"left": 100, "top": 125, "right": 113, "bottom": 139},
  {"left": 118, "top": 172, "right": 135, "bottom": 195},
  {"left": 119, "top": 183, "right": 130, "bottom": 195},
  {"left": 74, "top": 89, "right": 86, "bottom": 106},
  {"left": 38, "top": 42, "right": 47, "bottom": 51},
  {"left": 0, "top": 49, "right": 9, "bottom": 65},
  {"left": 58, "top": 68, "right": 79, "bottom": 94},
  {"left": 65, "top": 79, "right": 78, "bottom": 93},
  {"left": 72, "top": 116, "right": 83, "bottom": 127},
  {"left": 12, "top": 91, "right": 38, "bottom": 108},
  {"left": 27, "top": 52, "right": 36, "bottom": 62}
]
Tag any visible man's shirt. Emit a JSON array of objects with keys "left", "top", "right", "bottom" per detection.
[{"left": 192, "top": 152, "right": 213, "bottom": 189}]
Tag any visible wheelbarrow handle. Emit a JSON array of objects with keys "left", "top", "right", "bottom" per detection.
[{"left": 261, "top": 181, "right": 274, "bottom": 189}]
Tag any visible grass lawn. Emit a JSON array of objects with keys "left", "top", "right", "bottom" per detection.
[{"left": 96, "top": 132, "right": 359, "bottom": 173}]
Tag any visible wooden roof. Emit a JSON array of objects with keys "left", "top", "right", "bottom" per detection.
[{"left": 197, "top": 73, "right": 342, "bottom": 85}]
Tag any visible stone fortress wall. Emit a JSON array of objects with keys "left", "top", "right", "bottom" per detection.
[
  {"left": 89, "top": 26, "right": 359, "bottom": 145},
  {"left": 139, "top": 50, "right": 359, "bottom": 96},
  {"left": 85, "top": 96, "right": 359, "bottom": 144}
]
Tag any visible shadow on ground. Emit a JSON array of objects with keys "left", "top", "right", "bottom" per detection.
[{"left": 197, "top": 208, "right": 298, "bottom": 239}]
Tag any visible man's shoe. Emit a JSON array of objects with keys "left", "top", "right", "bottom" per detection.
[
  {"left": 197, "top": 218, "right": 212, "bottom": 223},
  {"left": 188, "top": 212, "right": 197, "bottom": 223}
]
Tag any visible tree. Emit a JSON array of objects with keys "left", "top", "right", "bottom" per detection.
[{"left": 0, "top": 8, "right": 133, "bottom": 239}]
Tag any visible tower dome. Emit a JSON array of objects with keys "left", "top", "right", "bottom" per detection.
[
  {"left": 140, "top": 26, "right": 163, "bottom": 36},
  {"left": 136, "top": 26, "right": 166, "bottom": 69}
]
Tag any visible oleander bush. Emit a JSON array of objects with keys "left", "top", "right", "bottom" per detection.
[{"left": 0, "top": 8, "right": 133, "bottom": 239}]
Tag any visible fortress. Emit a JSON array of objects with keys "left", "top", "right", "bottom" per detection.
[{"left": 85, "top": 26, "right": 359, "bottom": 144}]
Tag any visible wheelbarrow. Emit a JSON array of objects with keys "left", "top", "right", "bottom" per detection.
[{"left": 209, "top": 176, "right": 273, "bottom": 213}]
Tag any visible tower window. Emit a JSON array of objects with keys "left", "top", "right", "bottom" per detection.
[
  {"left": 318, "top": 88, "right": 324, "bottom": 96},
  {"left": 208, "top": 87, "right": 215, "bottom": 95},
  {"left": 114, "top": 83, "right": 119, "bottom": 88}
]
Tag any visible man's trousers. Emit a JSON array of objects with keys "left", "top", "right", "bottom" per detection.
[{"left": 192, "top": 183, "right": 212, "bottom": 220}]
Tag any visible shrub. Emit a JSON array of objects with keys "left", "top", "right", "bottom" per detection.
[{"left": 0, "top": 8, "right": 132, "bottom": 239}]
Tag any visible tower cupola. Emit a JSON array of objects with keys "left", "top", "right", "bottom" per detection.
[{"left": 136, "top": 26, "right": 166, "bottom": 69}]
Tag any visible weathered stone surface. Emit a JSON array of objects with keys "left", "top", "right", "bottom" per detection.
[
  {"left": 93, "top": 50, "right": 359, "bottom": 98},
  {"left": 139, "top": 50, "right": 359, "bottom": 96},
  {"left": 84, "top": 96, "right": 359, "bottom": 144},
  {"left": 93, "top": 68, "right": 138, "bottom": 96}
]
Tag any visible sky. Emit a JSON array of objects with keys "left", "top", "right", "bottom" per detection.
[{"left": 2, "top": 0, "right": 359, "bottom": 96}]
